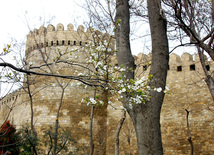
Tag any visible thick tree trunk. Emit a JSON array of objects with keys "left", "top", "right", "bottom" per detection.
[
  {"left": 94, "top": 90, "right": 108, "bottom": 155},
  {"left": 130, "top": 106, "right": 164, "bottom": 154},
  {"left": 139, "top": 0, "right": 169, "bottom": 154},
  {"left": 115, "top": 0, "right": 169, "bottom": 154},
  {"left": 115, "top": 0, "right": 135, "bottom": 79}
]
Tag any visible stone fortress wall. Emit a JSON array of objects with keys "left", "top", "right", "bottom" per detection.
[{"left": 0, "top": 23, "right": 214, "bottom": 154}]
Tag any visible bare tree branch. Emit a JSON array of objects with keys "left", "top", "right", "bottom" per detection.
[{"left": 185, "top": 109, "right": 194, "bottom": 155}]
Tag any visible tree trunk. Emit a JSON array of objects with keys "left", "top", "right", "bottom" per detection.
[
  {"left": 135, "top": 0, "right": 169, "bottom": 154},
  {"left": 115, "top": 0, "right": 169, "bottom": 154},
  {"left": 115, "top": 111, "right": 126, "bottom": 155},
  {"left": 26, "top": 76, "right": 38, "bottom": 155},
  {"left": 89, "top": 105, "right": 95, "bottom": 155},
  {"left": 115, "top": 0, "right": 135, "bottom": 80},
  {"left": 185, "top": 109, "right": 194, "bottom": 155},
  {"left": 53, "top": 88, "right": 65, "bottom": 155},
  {"left": 95, "top": 90, "right": 108, "bottom": 155},
  {"left": 198, "top": 47, "right": 214, "bottom": 101}
]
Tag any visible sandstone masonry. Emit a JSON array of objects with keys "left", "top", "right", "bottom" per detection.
[{"left": 0, "top": 23, "right": 213, "bottom": 154}]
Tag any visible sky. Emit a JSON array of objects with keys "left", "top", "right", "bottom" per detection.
[
  {"left": 0, "top": 0, "right": 154, "bottom": 57},
  {"left": 0, "top": 0, "right": 89, "bottom": 96},
  {"left": 0, "top": 0, "right": 87, "bottom": 52},
  {"left": 0, "top": 0, "right": 194, "bottom": 57},
  {"left": 0, "top": 0, "right": 196, "bottom": 96}
]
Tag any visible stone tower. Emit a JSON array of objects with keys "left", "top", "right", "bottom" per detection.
[{"left": 25, "top": 23, "right": 114, "bottom": 154}]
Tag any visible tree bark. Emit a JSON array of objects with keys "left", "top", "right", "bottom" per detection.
[
  {"left": 53, "top": 88, "right": 65, "bottom": 155},
  {"left": 185, "top": 109, "right": 194, "bottom": 155},
  {"left": 89, "top": 105, "right": 95, "bottom": 155},
  {"left": 95, "top": 90, "right": 108, "bottom": 155},
  {"left": 115, "top": 0, "right": 135, "bottom": 80},
  {"left": 115, "top": 0, "right": 169, "bottom": 154},
  {"left": 26, "top": 76, "right": 38, "bottom": 155},
  {"left": 198, "top": 47, "right": 214, "bottom": 101}
]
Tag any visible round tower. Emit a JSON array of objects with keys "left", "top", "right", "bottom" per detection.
[{"left": 24, "top": 23, "right": 113, "bottom": 154}]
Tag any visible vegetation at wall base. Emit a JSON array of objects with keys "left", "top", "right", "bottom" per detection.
[{"left": 0, "top": 120, "right": 20, "bottom": 154}]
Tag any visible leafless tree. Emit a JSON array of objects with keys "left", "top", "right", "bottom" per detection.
[{"left": 163, "top": 0, "right": 214, "bottom": 101}]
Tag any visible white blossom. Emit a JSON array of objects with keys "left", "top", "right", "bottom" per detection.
[
  {"left": 89, "top": 98, "right": 97, "bottom": 104},
  {"left": 110, "top": 90, "right": 115, "bottom": 94},
  {"left": 77, "top": 82, "right": 81, "bottom": 86},
  {"left": 164, "top": 86, "right": 170, "bottom": 93},
  {"left": 78, "top": 73, "right": 84, "bottom": 76},
  {"left": 135, "top": 79, "right": 142, "bottom": 86},
  {"left": 103, "top": 65, "right": 107, "bottom": 70},
  {"left": 99, "top": 100, "right": 104, "bottom": 105},
  {"left": 108, "top": 101, "right": 113, "bottom": 105},
  {"left": 119, "top": 68, "right": 126, "bottom": 72},
  {"left": 118, "top": 79, "right": 123, "bottom": 84},
  {"left": 96, "top": 61, "right": 103, "bottom": 68},
  {"left": 129, "top": 103, "right": 133, "bottom": 109},
  {"left": 120, "top": 106, "right": 127, "bottom": 111},
  {"left": 155, "top": 87, "right": 162, "bottom": 92},
  {"left": 121, "top": 88, "right": 126, "bottom": 93},
  {"left": 118, "top": 90, "right": 122, "bottom": 94},
  {"left": 29, "top": 62, "right": 34, "bottom": 65}
]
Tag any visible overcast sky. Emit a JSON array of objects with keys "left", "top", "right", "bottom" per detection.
[
  {"left": 0, "top": 0, "right": 154, "bottom": 57},
  {"left": 0, "top": 0, "right": 197, "bottom": 96},
  {"left": 0, "top": 0, "right": 196, "bottom": 55},
  {"left": 0, "top": 0, "right": 89, "bottom": 96},
  {"left": 0, "top": 0, "right": 87, "bottom": 51}
]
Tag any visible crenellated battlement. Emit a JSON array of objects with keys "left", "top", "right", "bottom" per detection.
[
  {"left": 136, "top": 52, "right": 213, "bottom": 73},
  {"left": 26, "top": 23, "right": 111, "bottom": 54}
]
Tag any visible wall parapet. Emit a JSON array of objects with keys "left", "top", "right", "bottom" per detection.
[
  {"left": 136, "top": 52, "right": 213, "bottom": 73},
  {"left": 26, "top": 23, "right": 111, "bottom": 54},
  {"left": 0, "top": 89, "right": 22, "bottom": 105}
]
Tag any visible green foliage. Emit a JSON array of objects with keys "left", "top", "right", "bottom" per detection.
[
  {"left": 43, "top": 125, "right": 78, "bottom": 154},
  {"left": 17, "top": 124, "right": 80, "bottom": 154},
  {"left": 18, "top": 125, "right": 39, "bottom": 155},
  {"left": 1, "top": 44, "right": 11, "bottom": 56}
]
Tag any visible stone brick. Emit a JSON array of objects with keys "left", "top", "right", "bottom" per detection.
[{"left": 0, "top": 23, "right": 213, "bottom": 154}]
